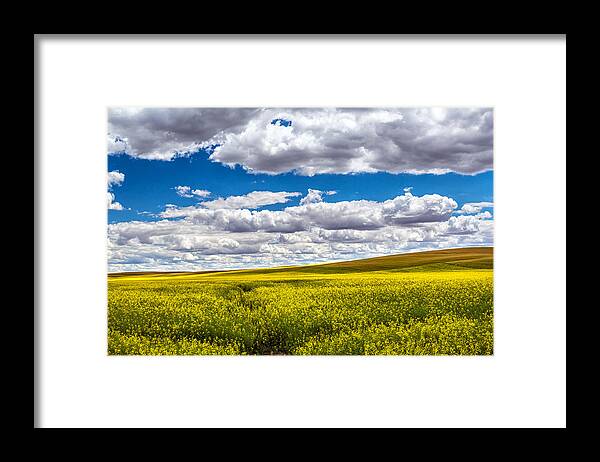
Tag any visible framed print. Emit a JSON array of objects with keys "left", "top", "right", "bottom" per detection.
[{"left": 35, "top": 35, "right": 566, "bottom": 428}]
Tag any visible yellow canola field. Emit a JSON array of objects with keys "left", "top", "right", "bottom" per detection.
[{"left": 108, "top": 269, "right": 493, "bottom": 355}]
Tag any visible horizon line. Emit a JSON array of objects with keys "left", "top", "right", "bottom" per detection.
[{"left": 108, "top": 245, "right": 493, "bottom": 276}]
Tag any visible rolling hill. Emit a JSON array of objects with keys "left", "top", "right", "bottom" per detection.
[{"left": 109, "top": 246, "right": 493, "bottom": 279}]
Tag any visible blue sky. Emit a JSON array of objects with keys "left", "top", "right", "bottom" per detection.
[
  {"left": 107, "top": 108, "right": 493, "bottom": 272},
  {"left": 108, "top": 150, "right": 492, "bottom": 224}
]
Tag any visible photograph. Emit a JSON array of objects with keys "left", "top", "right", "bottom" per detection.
[{"left": 107, "top": 107, "right": 494, "bottom": 355}]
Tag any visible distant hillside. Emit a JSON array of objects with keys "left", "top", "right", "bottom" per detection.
[
  {"left": 307, "top": 246, "right": 491, "bottom": 273},
  {"left": 229, "top": 246, "right": 493, "bottom": 276},
  {"left": 109, "top": 247, "right": 493, "bottom": 278}
]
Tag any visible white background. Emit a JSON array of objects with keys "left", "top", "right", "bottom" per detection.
[{"left": 36, "top": 36, "right": 566, "bottom": 428}]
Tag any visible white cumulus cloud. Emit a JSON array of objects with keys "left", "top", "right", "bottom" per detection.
[
  {"left": 299, "top": 189, "right": 337, "bottom": 205},
  {"left": 199, "top": 191, "right": 301, "bottom": 210},
  {"left": 191, "top": 189, "right": 211, "bottom": 198},
  {"left": 107, "top": 192, "right": 124, "bottom": 211},
  {"left": 107, "top": 170, "right": 125, "bottom": 210},
  {"left": 175, "top": 186, "right": 212, "bottom": 199},
  {"left": 108, "top": 108, "right": 260, "bottom": 160},
  {"left": 159, "top": 191, "right": 457, "bottom": 232},
  {"left": 107, "top": 170, "right": 125, "bottom": 188},
  {"left": 108, "top": 107, "right": 493, "bottom": 174},
  {"left": 458, "top": 201, "right": 494, "bottom": 214}
]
